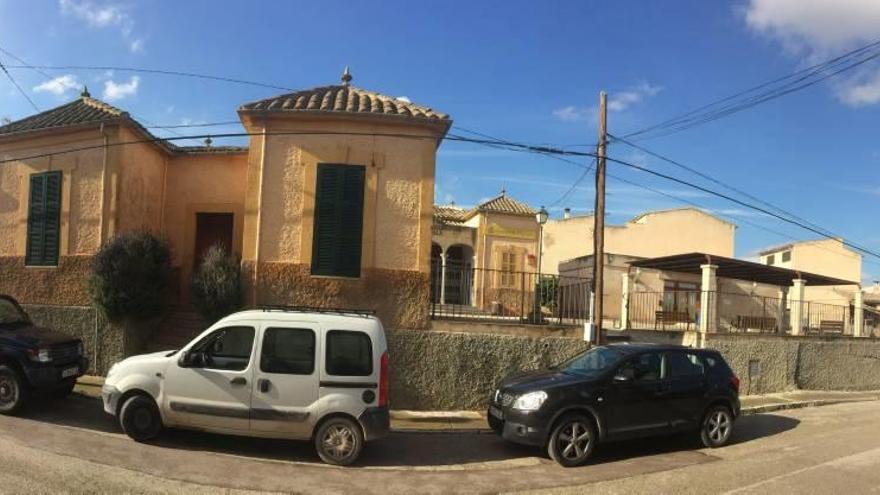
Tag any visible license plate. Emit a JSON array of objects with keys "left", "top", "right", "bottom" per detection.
[
  {"left": 61, "top": 366, "right": 79, "bottom": 378},
  {"left": 489, "top": 405, "right": 503, "bottom": 420}
]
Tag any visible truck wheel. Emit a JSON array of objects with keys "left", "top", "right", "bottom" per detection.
[
  {"left": 314, "top": 417, "right": 364, "bottom": 466},
  {"left": 547, "top": 413, "right": 596, "bottom": 467},
  {"left": 119, "top": 395, "right": 162, "bottom": 442},
  {"left": 0, "top": 365, "right": 27, "bottom": 415}
]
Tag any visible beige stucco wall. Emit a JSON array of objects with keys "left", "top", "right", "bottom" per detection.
[
  {"left": 116, "top": 127, "right": 166, "bottom": 234},
  {"left": 761, "top": 239, "right": 861, "bottom": 306},
  {"left": 541, "top": 208, "right": 736, "bottom": 274}
]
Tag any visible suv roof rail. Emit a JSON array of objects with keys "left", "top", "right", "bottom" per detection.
[{"left": 256, "top": 305, "right": 376, "bottom": 317}]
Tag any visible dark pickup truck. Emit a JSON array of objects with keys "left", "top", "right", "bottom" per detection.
[{"left": 0, "top": 295, "right": 88, "bottom": 414}]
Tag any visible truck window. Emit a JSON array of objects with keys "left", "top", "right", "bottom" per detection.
[{"left": 326, "top": 330, "right": 372, "bottom": 376}]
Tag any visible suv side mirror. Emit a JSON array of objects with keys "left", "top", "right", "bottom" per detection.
[{"left": 614, "top": 367, "right": 635, "bottom": 383}]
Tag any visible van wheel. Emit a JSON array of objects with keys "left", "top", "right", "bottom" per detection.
[
  {"left": 315, "top": 417, "right": 364, "bottom": 466},
  {"left": 701, "top": 405, "right": 733, "bottom": 448},
  {"left": 0, "top": 365, "right": 27, "bottom": 415},
  {"left": 547, "top": 413, "right": 596, "bottom": 467},
  {"left": 119, "top": 395, "right": 162, "bottom": 442}
]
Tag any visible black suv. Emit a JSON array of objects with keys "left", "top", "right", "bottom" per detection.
[
  {"left": 489, "top": 343, "right": 740, "bottom": 467},
  {"left": 0, "top": 295, "right": 88, "bottom": 414}
]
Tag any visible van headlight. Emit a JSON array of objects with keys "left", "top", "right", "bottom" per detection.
[{"left": 512, "top": 391, "right": 548, "bottom": 411}]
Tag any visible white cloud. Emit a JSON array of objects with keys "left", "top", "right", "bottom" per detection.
[
  {"left": 607, "top": 83, "right": 663, "bottom": 112},
  {"left": 743, "top": 0, "right": 880, "bottom": 106},
  {"left": 553, "top": 82, "right": 662, "bottom": 122},
  {"left": 102, "top": 76, "right": 139, "bottom": 100},
  {"left": 33, "top": 74, "right": 80, "bottom": 96},
  {"left": 395, "top": 96, "right": 411, "bottom": 103},
  {"left": 59, "top": 0, "right": 144, "bottom": 53}
]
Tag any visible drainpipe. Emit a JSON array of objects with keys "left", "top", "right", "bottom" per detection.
[{"left": 252, "top": 124, "right": 268, "bottom": 305}]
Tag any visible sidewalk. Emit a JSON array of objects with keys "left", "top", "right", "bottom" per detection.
[{"left": 75, "top": 376, "right": 880, "bottom": 433}]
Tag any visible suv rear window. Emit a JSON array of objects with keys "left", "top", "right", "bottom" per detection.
[
  {"left": 667, "top": 351, "right": 705, "bottom": 378},
  {"left": 326, "top": 330, "right": 372, "bottom": 376}
]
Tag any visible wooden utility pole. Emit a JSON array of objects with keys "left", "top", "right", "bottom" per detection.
[{"left": 592, "top": 91, "right": 608, "bottom": 345}]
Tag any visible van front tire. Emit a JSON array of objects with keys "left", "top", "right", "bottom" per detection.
[
  {"left": 119, "top": 395, "right": 162, "bottom": 442},
  {"left": 315, "top": 417, "right": 364, "bottom": 466}
]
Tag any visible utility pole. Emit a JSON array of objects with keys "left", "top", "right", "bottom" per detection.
[{"left": 592, "top": 91, "right": 608, "bottom": 345}]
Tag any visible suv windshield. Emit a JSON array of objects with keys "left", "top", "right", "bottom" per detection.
[
  {"left": 556, "top": 346, "right": 623, "bottom": 378},
  {"left": 0, "top": 298, "right": 29, "bottom": 326}
]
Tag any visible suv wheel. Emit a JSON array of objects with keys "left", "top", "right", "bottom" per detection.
[
  {"left": 119, "top": 395, "right": 162, "bottom": 442},
  {"left": 315, "top": 417, "right": 364, "bottom": 466},
  {"left": 0, "top": 365, "right": 27, "bottom": 415},
  {"left": 701, "top": 405, "right": 733, "bottom": 448},
  {"left": 547, "top": 413, "right": 596, "bottom": 467}
]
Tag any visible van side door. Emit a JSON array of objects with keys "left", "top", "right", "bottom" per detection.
[
  {"left": 163, "top": 325, "right": 256, "bottom": 432},
  {"left": 249, "top": 323, "right": 320, "bottom": 438}
]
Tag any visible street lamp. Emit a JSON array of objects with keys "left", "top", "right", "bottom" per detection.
[{"left": 534, "top": 206, "right": 549, "bottom": 322}]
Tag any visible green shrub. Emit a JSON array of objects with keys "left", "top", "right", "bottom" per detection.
[
  {"left": 191, "top": 244, "right": 243, "bottom": 323},
  {"left": 88, "top": 231, "right": 172, "bottom": 322}
]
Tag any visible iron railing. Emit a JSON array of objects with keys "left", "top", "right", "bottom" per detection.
[{"left": 430, "top": 263, "right": 592, "bottom": 325}]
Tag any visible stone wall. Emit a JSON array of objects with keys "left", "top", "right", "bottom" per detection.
[
  {"left": 387, "top": 328, "right": 589, "bottom": 410},
  {"left": 0, "top": 256, "right": 92, "bottom": 305},
  {"left": 704, "top": 334, "right": 880, "bottom": 395}
]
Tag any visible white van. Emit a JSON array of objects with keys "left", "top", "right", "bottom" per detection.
[{"left": 101, "top": 306, "right": 390, "bottom": 466}]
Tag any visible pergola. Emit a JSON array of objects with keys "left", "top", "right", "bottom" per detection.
[{"left": 622, "top": 252, "right": 864, "bottom": 336}]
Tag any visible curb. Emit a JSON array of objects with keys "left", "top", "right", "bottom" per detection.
[{"left": 739, "top": 397, "right": 878, "bottom": 415}]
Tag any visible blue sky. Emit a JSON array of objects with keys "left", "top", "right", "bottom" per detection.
[{"left": 1, "top": 0, "right": 878, "bottom": 281}]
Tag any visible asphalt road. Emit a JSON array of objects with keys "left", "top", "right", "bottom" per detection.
[{"left": 0, "top": 394, "right": 878, "bottom": 494}]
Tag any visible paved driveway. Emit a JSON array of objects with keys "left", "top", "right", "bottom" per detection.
[{"left": 0, "top": 394, "right": 878, "bottom": 493}]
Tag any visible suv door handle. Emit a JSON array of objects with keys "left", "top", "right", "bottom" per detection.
[
  {"left": 258, "top": 378, "right": 271, "bottom": 393},
  {"left": 230, "top": 377, "right": 247, "bottom": 386}
]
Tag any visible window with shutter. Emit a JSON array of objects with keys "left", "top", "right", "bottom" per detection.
[
  {"left": 311, "top": 164, "right": 365, "bottom": 277},
  {"left": 25, "top": 171, "right": 62, "bottom": 267}
]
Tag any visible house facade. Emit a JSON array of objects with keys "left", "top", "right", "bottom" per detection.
[
  {"left": 759, "top": 238, "right": 862, "bottom": 307},
  {"left": 541, "top": 207, "right": 736, "bottom": 275},
  {"left": 0, "top": 70, "right": 450, "bottom": 331}
]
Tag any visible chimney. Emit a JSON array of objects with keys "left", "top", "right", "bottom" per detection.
[{"left": 563, "top": 208, "right": 571, "bottom": 220}]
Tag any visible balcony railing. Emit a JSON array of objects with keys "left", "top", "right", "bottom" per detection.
[{"left": 429, "top": 263, "right": 592, "bottom": 325}]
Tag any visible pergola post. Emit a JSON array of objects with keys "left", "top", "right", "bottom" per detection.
[
  {"left": 439, "top": 252, "right": 447, "bottom": 305},
  {"left": 776, "top": 287, "right": 787, "bottom": 333},
  {"left": 620, "top": 271, "right": 631, "bottom": 329},
  {"left": 699, "top": 264, "right": 718, "bottom": 333},
  {"left": 790, "top": 278, "right": 806, "bottom": 335},
  {"left": 854, "top": 290, "right": 865, "bottom": 337}
]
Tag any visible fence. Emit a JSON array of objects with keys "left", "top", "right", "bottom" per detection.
[
  {"left": 429, "top": 263, "right": 592, "bottom": 325},
  {"left": 626, "top": 290, "right": 855, "bottom": 335}
]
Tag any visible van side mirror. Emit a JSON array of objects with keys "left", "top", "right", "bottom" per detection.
[{"left": 179, "top": 350, "right": 205, "bottom": 368}]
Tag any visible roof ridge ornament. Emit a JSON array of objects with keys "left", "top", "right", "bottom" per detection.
[
  {"left": 81, "top": 85, "right": 90, "bottom": 98},
  {"left": 341, "top": 66, "right": 352, "bottom": 86}
]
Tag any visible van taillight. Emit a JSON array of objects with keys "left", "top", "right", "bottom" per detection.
[
  {"left": 379, "top": 351, "right": 389, "bottom": 407},
  {"left": 730, "top": 374, "right": 740, "bottom": 394}
]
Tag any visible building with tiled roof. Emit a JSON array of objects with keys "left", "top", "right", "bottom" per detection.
[{"left": 0, "top": 68, "right": 451, "bottom": 354}]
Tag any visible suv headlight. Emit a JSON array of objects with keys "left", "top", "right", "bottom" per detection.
[
  {"left": 512, "top": 391, "right": 548, "bottom": 411},
  {"left": 27, "top": 348, "right": 52, "bottom": 363}
]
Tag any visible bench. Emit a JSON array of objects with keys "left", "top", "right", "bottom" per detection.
[
  {"left": 735, "top": 315, "right": 778, "bottom": 333},
  {"left": 655, "top": 310, "right": 692, "bottom": 330},
  {"left": 818, "top": 320, "right": 845, "bottom": 334}
]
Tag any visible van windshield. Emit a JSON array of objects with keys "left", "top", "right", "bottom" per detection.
[{"left": 556, "top": 346, "right": 623, "bottom": 378}]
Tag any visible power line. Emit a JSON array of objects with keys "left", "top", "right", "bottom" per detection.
[
  {"left": 621, "top": 38, "right": 880, "bottom": 141},
  {"left": 0, "top": 56, "right": 39, "bottom": 112},
  {"left": 549, "top": 157, "right": 596, "bottom": 208}
]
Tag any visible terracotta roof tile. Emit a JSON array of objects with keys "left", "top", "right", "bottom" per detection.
[
  {"left": 476, "top": 193, "right": 536, "bottom": 216},
  {"left": 240, "top": 85, "right": 449, "bottom": 124},
  {"left": 434, "top": 205, "right": 469, "bottom": 223},
  {"left": 0, "top": 96, "right": 126, "bottom": 135}
]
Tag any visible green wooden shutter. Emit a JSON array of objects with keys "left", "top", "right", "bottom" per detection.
[
  {"left": 311, "top": 164, "right": 365, "bottom": 277},
  {"left": 25, "top": 171, "right": 62, "bottom": 266}
]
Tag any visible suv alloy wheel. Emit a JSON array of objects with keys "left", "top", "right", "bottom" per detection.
[
  {"left": 315, "top": 417, "right": 364, "bottom": 466},
  {"left": 701, "top": 405, "right": 733, "bottom": 448},
  {"left": 547, "top": 413, "right": 596, "bottom": 467},
  {"left": 0, "top": 365, "right": 27, "bottom": 415}
]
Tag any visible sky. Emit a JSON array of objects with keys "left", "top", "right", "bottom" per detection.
[{"left": 0, "top": 0, "right": 878, "bottom": 282}]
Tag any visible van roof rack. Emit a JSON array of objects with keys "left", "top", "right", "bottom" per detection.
[{"left": 256, "top": 305, "right": 376, "bottom": 317}]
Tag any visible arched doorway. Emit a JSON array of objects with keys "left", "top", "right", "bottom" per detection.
[
  {"left": 444, "top": 244, "right": 474, "bottom": 305},
  {"left": 430, "top": 243, "right": 443, "bottom": 303}
]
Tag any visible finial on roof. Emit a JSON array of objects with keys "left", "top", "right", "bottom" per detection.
[
  {"left": 204, "top": 136, "right": 213, "bottom": 148},
  {"left": 501, "top": 187, "right": 506, "bottom": 196},
  {"left": 341, "top": 66, "right": 352, "bottom": 86},
  {"left": 81, "top": 86, "right": 90, "bottom": 98}
]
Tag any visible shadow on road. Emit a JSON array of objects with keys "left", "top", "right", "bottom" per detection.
[{"left": 19, "top": 393, "right": 799, "bottom": 468}]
